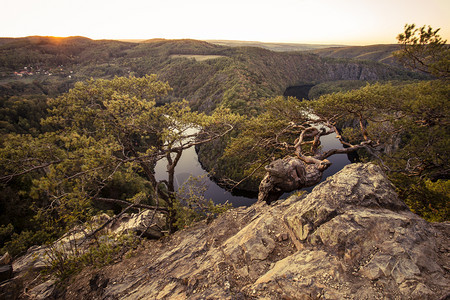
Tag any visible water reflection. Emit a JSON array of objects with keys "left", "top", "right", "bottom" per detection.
[
  {"left": 155, "top": 132, "right": 352, "bottom": 207},
  {"left": 303, "top": 134, "right": 351, "bottom": 193},
  {"left": 155, "top": 146, "right": 257, "bottom": 207}
]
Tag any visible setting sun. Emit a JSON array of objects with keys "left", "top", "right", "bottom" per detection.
[{"left": 2, "top": 0, "right": 449, "bottom": 45}]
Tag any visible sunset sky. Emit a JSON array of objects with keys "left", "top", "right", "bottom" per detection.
[{"left": 2, "top": 0, "right": 449, "bottom": 45}]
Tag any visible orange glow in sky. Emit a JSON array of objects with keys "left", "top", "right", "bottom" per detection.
[{"left": 2, "top": 0, "right": 449, "bottom": 45}]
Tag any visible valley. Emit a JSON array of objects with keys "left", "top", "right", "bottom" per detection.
[
  {"left": 0, "top": 34, "right": 448, "bottom": 299},
  {"left": 0, "top": 36, "right": 424, "bottom": 112},
  {"left": 0, "top": 36, "right": 430, "bottom": 200}
]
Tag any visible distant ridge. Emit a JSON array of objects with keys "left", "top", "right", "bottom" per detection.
[
  {"left": 90, "top": 38, "right": 397, "bottom": 57},
  {"left": 309, "top": 44, "right": 401, "bottom": 65},
  {"left": 113, "top": 38, "right": 347, "bottom": 51},
  {"left": 113, "top": 38, "right": 401, "bottom": 65},
  {"left": 116, "top": 39, "right": 148, "bottom": 43},
  {"left": 204, "top": 40, "right": 346, "bottom": 52},
  {"left": 0, "top": 36, "right": 94, "bottom": 46}
]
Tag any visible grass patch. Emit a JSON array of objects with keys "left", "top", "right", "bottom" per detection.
[{"left": 170, "top": 54, "right": 225, "bottom": 61}]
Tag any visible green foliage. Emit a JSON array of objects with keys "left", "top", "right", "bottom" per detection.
[
  {"left": 219, "top": 80, "right": 448, "bottom": 221},
  {"left": 0, "top": 34, "right": 446, "bottom": 259},
  {"left": 310, "top": 81, "right": 449, "bottom": 221},
  {"left": 1, "top": 228, "right": 59, "bottom": 257},
  {"left": 0, "top": 75, "right": 173, "bottom": 253},
  {"left": 308, "top": 80, "right": 371, "bottom": 99},
  {"left": 219, "top": 96, "right": 309, "bottom": 189},
  {"left": 100, "top": 173, "right": 155, "bottom": 209},
  {"left": 0, "top": 224, "right": 14, "bottom": 245},
  {"left": 0, "top": 95, "right": 51, "bottom": 136},
  {"left": 391, "top": 174, "right": 449, "bottom": 222},
  {"left": 1, "top": 75, "right": 240, "bottom": 255},
  {"left": 395, "top": 24, "right": 450, "bottom": 79},
  {"left": 1, "top": 37, "right": 421, "bottom": 115},
  {"left": 43, "top": 232, "right": 139, "bottom": 281}
]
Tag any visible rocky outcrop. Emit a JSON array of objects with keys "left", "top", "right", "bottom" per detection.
[
  {"left": 11, "top": 210, "right": 166, "bottom": 275},
  {"left": 258, "top": 156, "right": 331, "bottom": 204},
  {"left": 8, "top": 210, "right": 168, "bottom": 299},
  {"left": 109, "top": 210, "right": 167, "bottom": 239},
  {"left": 14, "top": 163, "right": 450, "bottom": 299}
]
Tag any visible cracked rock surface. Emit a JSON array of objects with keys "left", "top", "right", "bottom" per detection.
[{"left": 16, "top": 163, "right": 450, "bottom": 299}]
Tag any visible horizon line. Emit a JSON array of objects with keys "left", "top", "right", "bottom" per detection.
[{"left": 0, "top": 35, "right": 400, "bottom": 47}]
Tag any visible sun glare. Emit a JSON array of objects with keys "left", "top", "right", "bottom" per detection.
[{"left": 1, "top": 0, "right": 449, "bottom": 45}]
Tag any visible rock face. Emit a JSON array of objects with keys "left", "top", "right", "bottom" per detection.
[
  {"left": 16, "top": 163, "right": 450, "bottom": 299},
  {"left": 258, "top": 156, "right": 331, "bottom": 204},
  {"left": 8, "top": 210, "right": 168, "bottom": 299},
  {"left": 110, "top": 210, "right": 167, "bottom": 239},
  {"left": 11, "top": 210, "right": 167, "bottom": 277}
]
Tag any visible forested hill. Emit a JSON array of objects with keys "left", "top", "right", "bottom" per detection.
[
  {"left": 204, "top": 39, "right": 345, "bottom": 52},
  {"left": 309, "top": 44, "right": 401, "bottom": 66},
  {"left": 0, "top": 36, "right": 425, "bottom": 114}
]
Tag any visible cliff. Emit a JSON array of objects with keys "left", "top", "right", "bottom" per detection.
[
  {"left": 310, "top": 44, "right": 401, "bottom": 65},
  {"left": 4, "top": 164, "right": 450, "bottom": 299}
]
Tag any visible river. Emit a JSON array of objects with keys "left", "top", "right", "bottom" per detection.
[{"left": 154, "top": 132, "right": 351, "bottom": 207}]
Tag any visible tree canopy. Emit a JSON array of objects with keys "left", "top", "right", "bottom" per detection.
[
  {"left": 0, "top": 75, "right": 239, "bottom": 255},
  {"left": 395, "top": 24, "right": 450, "bottom": 79},
  {"left": 223, "top": 80, "right": 448, "bottom": 220}
]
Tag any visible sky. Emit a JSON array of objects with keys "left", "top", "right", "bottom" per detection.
[{"left": 1, "top": 0, "right": 449, "bottom": 45}]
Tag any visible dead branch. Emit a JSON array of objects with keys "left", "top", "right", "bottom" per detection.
[
  {"left": 94, "top": 197, "right": 168, "bottom": 213},
  {"left": 0, "top": 160, "right": 62, "bottom": 183},
  {"left": 294, "top": 127, "right": 319, "bottom": 156},
  {"left": 174, "top": 123, "right": 234, "bottom": 150},
  {"left": 317, "top": 141, "right": 372, "bottom": 160},
  {"left": 364, "top": 145, "right": 391, "bottom": 171},
  {"left": 116, "top": 123, "right": 234, "bottom": 165},
  {"left": 81, "top": 203, "right": 136, "bottom": 244},
  {"left": 229, "top": 157, "right": 272, "bottom": 191}
]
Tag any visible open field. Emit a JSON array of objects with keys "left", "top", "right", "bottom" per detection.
[{"left": 169, "top": 54, "right": 226, "bottom": 61}]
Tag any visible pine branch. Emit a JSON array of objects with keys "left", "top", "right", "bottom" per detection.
[{"left": 94, "top": 197, "right": 168, "bottom": 213}]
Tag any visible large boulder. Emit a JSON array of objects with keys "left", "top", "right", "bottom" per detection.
[
  {"left": 9, "top": 209, "right": 167, "bottom": 299},
  {"left": 110, "top": 210, "right": 168, "bottom": 239},
  {"left": 258, "top": 156, "right": 331, "bottom": 204},
  {"left": 253, "top": 163, "right": 449, "bottom": 299},
  {"left": 18, "top": 164, "right": 450, "bottom": 299}
]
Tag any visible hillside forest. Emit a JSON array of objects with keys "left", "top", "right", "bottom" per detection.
[{"left": 0, "top": 24, "right": 448, "bottom": 262}]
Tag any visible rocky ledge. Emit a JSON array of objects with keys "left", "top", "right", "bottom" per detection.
[{"left": 8, "top": 163, "right": 450, "bottom": 299}]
